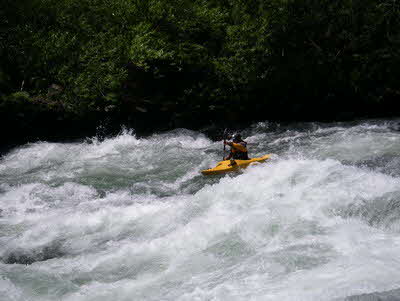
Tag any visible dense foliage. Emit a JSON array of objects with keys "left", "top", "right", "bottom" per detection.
[{"left": 1, "top": 0, "right": 400, "bottom": 140}]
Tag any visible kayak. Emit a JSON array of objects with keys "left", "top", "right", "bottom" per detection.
[{"left": 201, "top": 154, "right": 271, "bottom": 175}]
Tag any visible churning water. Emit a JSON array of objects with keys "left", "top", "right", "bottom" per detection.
[{"left": 1, "top": 120, "right": 400, "bottom": 301}]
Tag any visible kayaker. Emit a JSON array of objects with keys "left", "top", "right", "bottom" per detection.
[{"left": 224, "top": 134, "right": 249, "bottom": 160}]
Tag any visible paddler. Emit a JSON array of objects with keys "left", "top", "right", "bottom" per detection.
[{"left": 224, "top": 134, "right": 249, "bottom": 160}]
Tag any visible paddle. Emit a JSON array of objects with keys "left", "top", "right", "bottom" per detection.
[{"left": 223, "top": 128, "right": 227, "bottom": 160}]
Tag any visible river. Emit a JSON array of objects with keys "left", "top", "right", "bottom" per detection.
[{"left": 1, "top": 120, "right": 400, "bottom": 301}]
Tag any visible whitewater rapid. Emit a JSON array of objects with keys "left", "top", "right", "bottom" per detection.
[{"left": 1, "top": 120, "right": 400, "bottom": 301}]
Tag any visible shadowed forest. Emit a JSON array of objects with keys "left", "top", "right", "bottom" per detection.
[{"left": 1, "top": 0, "right": 400, "bottom": 142}]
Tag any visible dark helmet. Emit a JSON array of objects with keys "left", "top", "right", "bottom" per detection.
[{"left": 232, "top": 134, "right": 242, "bottom": 142}]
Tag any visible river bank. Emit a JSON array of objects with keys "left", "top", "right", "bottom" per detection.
[{"left": 2, "top": 94, "right": 400, "bottom": 151}]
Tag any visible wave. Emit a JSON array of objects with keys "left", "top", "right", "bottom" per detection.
[{"left": 1, "top": 120, "right": 400, "bottom": 301}]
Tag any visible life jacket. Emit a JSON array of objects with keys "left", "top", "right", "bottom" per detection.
[{"left": 230, "top": 141, "right": 249, "bottom": 160}]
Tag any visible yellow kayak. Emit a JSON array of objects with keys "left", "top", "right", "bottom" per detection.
[{"left": 201, "top": 154, "right": 271, "bottom": 175}]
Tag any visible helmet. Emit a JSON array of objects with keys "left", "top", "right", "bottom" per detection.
[{"left": 232, "top": 134, "right": 242, "bottom": 142}]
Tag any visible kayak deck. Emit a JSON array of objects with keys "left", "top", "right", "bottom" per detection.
[{"left": 201, "top": 154, "right": 271, "bottom": 175}]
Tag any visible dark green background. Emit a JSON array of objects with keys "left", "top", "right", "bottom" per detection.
[{"left": 1, "top": 0, "right": 400, "bottom": 144}]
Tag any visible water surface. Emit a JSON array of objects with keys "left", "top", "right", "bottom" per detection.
[{"left": 1, "top": 120, "right": 400, "bottom": 301}]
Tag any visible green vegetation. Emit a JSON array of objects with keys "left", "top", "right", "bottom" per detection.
[{"left": 1, "top": 0, "right": 400, "bottom": 140}]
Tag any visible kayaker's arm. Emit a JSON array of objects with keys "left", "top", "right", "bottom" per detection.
[
  {"left": 232, "top": 142, "right": 247, "bottom": 152},
  {"left": 224, "top": 141, "right": 247, "bottom": 152}
]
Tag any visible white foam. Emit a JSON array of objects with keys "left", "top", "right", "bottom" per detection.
[{"left": 1, "top": 121, "right": 400, "bottom": 300}]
